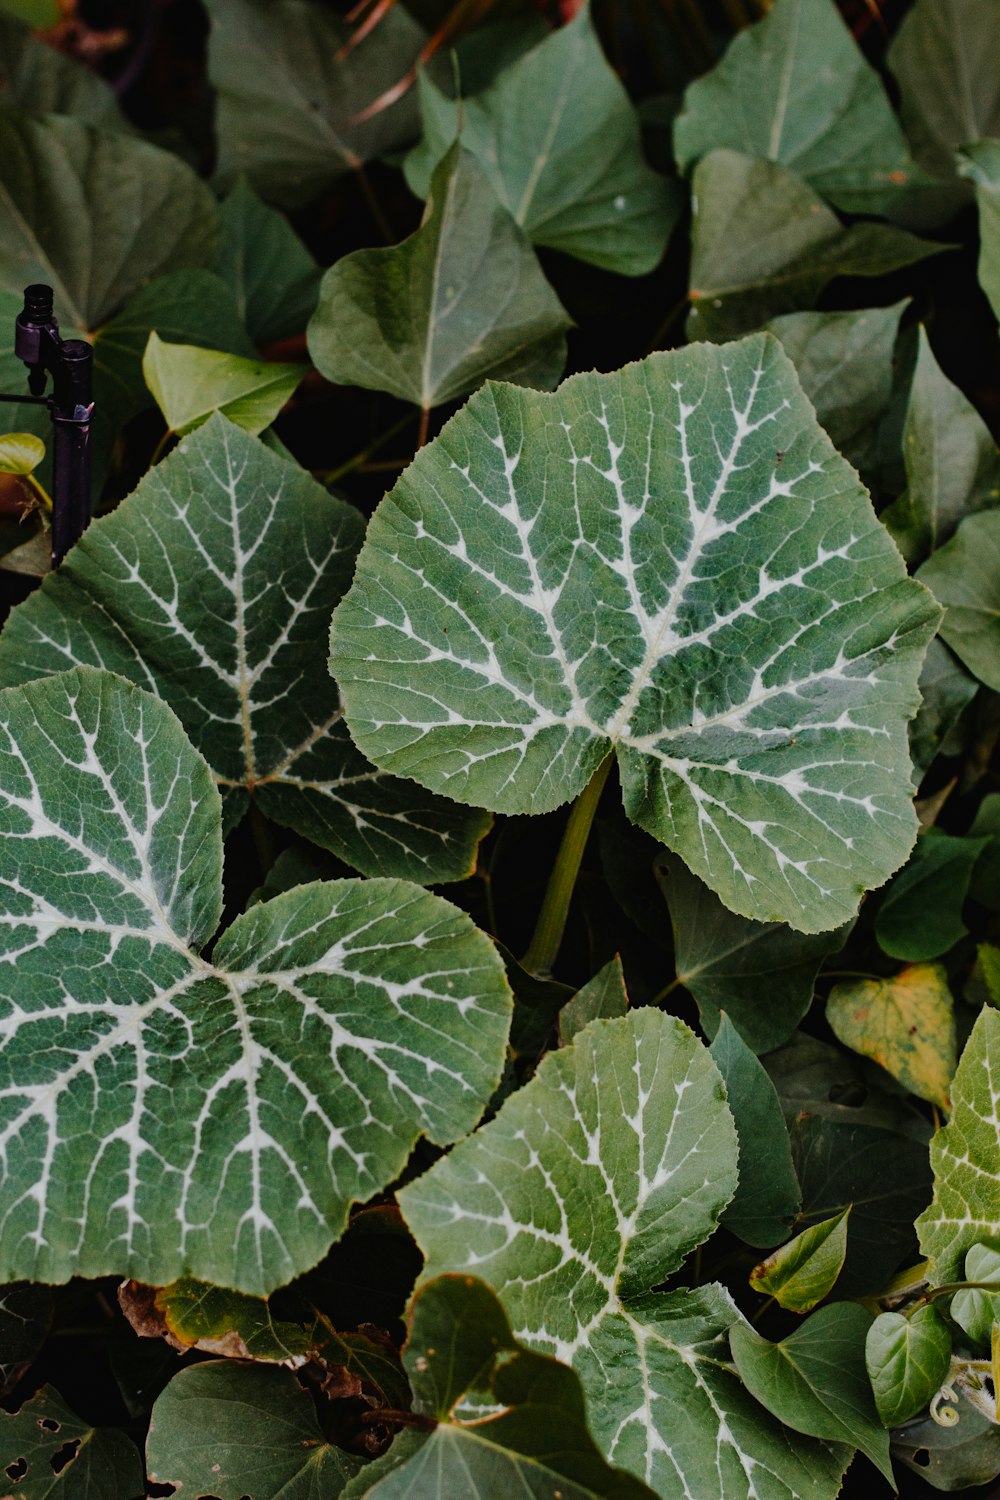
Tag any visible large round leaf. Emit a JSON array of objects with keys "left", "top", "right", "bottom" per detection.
[
  {"left": 0, "top": 668, "right": 512, "bottom": 1293},
  {"left": 400, "top": 1011, "right": 849, "bottom": 1499},
  {"left": 330, "top": 334, "right": 940, "bottom": 932}
]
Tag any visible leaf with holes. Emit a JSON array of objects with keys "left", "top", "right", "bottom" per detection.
[
  {"left": 0, "top": 415, "right": 487, "bottom": 883},
  {"left": 918, "top": 1007, "right": 1000, "bottom": 1284},
  {"left": 0, "top": 667, "right": 512, "bottom": 1292},
  {"left": 0, "top": 1384, "right": 143, "bottom": 1499},
  {"left": 330, "top": 334, "right": 939, "bottom": 932},
  {"left": 142, "top": 333, "right": 305, "bottom": 438},
  {"left": 400, "top": 1010, "right": 850, "bottom": 1499}
]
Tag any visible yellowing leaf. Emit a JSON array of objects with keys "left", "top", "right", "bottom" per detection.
[
  {"left": 143, "top": 331, "right": 304, "bottom": 437},
  {"left": 750, "top": 1208, "right": 850, "bottom": 1311},
  {"left": 826, "top": 962, "right": 956, "bottom": 1109}
]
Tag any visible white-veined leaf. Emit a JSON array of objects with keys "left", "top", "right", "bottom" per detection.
[
  {"left": 0, "top": 668, "right": 512, "bottom": 1293},
  {"left": 0, "top": 416, "right": 488, "bottom": 883},
  {"left": 399, "top": 1011, "right": 850, "bottom": 1499},
  {"left": 329, "top": 334, "right": 940, "bottom": 933}
]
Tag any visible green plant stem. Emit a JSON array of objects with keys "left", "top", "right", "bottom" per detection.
[
  {"left": 150, "top": 428, "right": 175, "bottom": 467},
  {"left": 650, "top": 974, "right": 684, "bottom": 1006},
  {"left": 521, "top": 756, "right": 612, "bottom": 979},
  {"left": 923, "top": 1280, "right": 1000, "bottom": 1304},
  {"left": 355, "top": 163, "right": 394, "bottom": 244},
  {"left": 320, "top": 411, "right": 415, "bottom": 484},
  {"left": 416, "top": 404, "right": 430, "bottom": 450},
  {"left": 23, "top": 473, "right": 53, "bottom": 513}
]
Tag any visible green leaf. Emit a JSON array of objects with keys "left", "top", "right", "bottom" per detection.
[
  {"left": 889, "top": 0, "right": 1000, "bottom": 185},
  {"left": 0, "top": 434, "right": 43, "bottom": 476},
  {"left": 969, "top": 795, "right": 1000, "bottom": 911},
  {"left": 957, "top": 140, "right": 1000, "bottom": 323},
  {"left": 951, "top": 1244, "right": 1000, "bottom": 1347},
  {"left": 351, "top": 1275, "right": 656, "bottom": 1500},
  {"left": 0, "top": 1284, "right": 51, "bottom": 1397},
  {"left": 918, "top": 510, "right": 1000, "bottom": 691},
  {"left": 827, "top": 963, "right": 956, "bottom": 1108},
  {"left": 750, "top": 1209, "right": 850, "bottom": 1312},
  {"left": 710, "top": 1014, "right": 800, "bottom": 1248},
  {"left": 123, "top": 1278, "right": 319, "bottom": 1364},
  {"left": 659, "top": 853, "right": 850, "bottom": 1051},
  {"left": 910, "top": 638, "right": 979, "bottom": 777},
  {"left": 981, "top": 943, "right": 1000, "bottom": 1002},
  {"left": 918, "top": 1007, "right": 1000, "bottom": 1284},
  {"left": 687, "top": 151, "right": 946, "bottom": 341},
  {"left": 217, "top": 177, "right": 321, "bottom": 345},
  {"left": 404, "top": 9, "right": 679, "bottom": 276},
  {"left": 762, "top": 304, "right": 906, "bottom": 481},
  {"left": 0, "top": 1384, "right": 144, "bottom": 1499},
  {"left": 894, "top": 1390, "right": 1000, "bottom": 1491},
  {"left": 882, "top": 328, "right": 1000, "bottom": 565},
  {"left": 0, "top": 417, "right": 487, "bottom": 883},
  {"left": 0, "top": 667, "right": 512, "bottom": 1292},
  {"left": 142, "top": 332, "right": 305, "bottom": 437},
  {"left": 146, "top": 1361, "right": 362, "bottom": 1497},
  {"left": 330, "top": 334, "right": 940, "bottom": 934},
  {"left": 207, "top": 0, "right": 425, "bottom": 208},
  {"left": 308, "top": 144, "right": 570, "bottom": 411},
  {"left": 731, "top": 1304, "right": 891, "bottom": 1482},
  {"left": 400, "top": 1010, "right": 849, "bottom": 1498},
  {"left": 866, "top": 1305, "right": 952, "bottom": 1427},
  {"left": 0, "top": 107, "right": 220, "bottom": 330},
  {"left": 875, "top": 833, "right": 988, "bottom": 962},
  {"left": 559, "top": 954, "right": 628, "bottom": 1045},
  {"left": 0, "top": 12, "right": 124, "bottom": 126},
  {"left": 674, "top": 0, "right": 936, "bottom": 223}
]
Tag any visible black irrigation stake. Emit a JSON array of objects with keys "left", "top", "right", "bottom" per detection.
[{"left": 0, "top": 284, "right": 94, "bottom": 567}]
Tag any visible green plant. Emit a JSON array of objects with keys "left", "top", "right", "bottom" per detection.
[{"left": 0, "top": 0, "right": 999, "bottom": 1495}]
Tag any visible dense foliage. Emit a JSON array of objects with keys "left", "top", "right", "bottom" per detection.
[{"left": 0, "top": 0, "right": 998, "bottom": 1495}]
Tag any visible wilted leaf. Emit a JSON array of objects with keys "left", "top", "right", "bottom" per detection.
[
  {"left": 0, "top": 417, "right": 488, "bottom": 882},
  {"left": 882, "top": 328, "right": 1000, "bottom": 565},
  {"left": 121, "top": 1279, "right": 318, "bottom": 1364},
  {"left": 918, "top": 510, "right": 1000, "bottom": 692},
  {"left": 731, "top": 1304, "right": 891, "bottom": 1482},
  {"left": 659, "top": 853, "right": 850, "bottom": 1051},
  {"left": 827, "top": 963, "right": 956, "bottom": 1108},
  {"left": 404, "top": 8, "right": 679, "bottom": 276},
  {"left": 0, "top": 107, "right": 220, "bottom": 330},
  {"left": 559, "top": 954, "right": 628, "bottom": 1045},
  {"left": 674, "top": 0, "right": 936, "bottom": 222},
  {"left": 217, "top": 177, "right": 321, "bottom": 345},
  {"left": 710, "top": 1014, "right": 801, "bottom": 1248},
  {"left": 330, "top": 334, "right": 940, "bottom": 934},
  {"left": 207, "top": 0, "right": 425, "bottom": 208},
  {"left": 866, "top": 1304, "right": 952, "bottom": 1427},
  {"left": 876, "top": 834, "right": 988, "bottom": 962},
  {"left": 918, "top": 1007, "right": 1000, "bottom": 1283},
  {"left": 146, "top": 1361, "right": 362, "bottom": 1497},
  {"left": 309, "top": 144, "right": 569, "bottom": 411},
  {"left": 0, "top": 667, "right": 511, "bottom": 1292},
  {"left": 142, "top": 332, "right": 304, "bottom": 437},
  {"left": 0, "top": 1384, "right": 144, "bottom": 1499},
  {"left": 951, "top": 1244, "right": 1000, "bottom": 1347},
  {"left": 400, "top": 1011, "right": 849, "bottom": 1499},
  {"left": 687, "top": 151, "right": 945, "bottom": 341},
  {"left": 750, "top": 1209, "right": 850, "bottom": 1312}
]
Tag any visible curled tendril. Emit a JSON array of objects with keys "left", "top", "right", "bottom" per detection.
[{"left": 930, "top": 1385, "right": 960, "bottom": 1427}]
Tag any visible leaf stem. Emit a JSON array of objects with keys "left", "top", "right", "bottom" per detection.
[
  {"left": 150, "top": 428, "right": 174, "bottom": 467},
  {"left": 416, "top": 405, "right": 430, "bottom": 450},
  {"left": 23, "top": 473, "right": 53, "bottom": 513},
  {"left": 521, "top": 756, "right": 612, "bottom": 979},
  {"left": 319, "top": 411, "right": 415, "bottom": 484},
  {"left": 650, "top": 974, "right": 684, "bottom": 1006}
]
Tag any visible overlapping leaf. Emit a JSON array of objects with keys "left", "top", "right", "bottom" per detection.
[
  {"left": 0, "top": 416, "right": 487, "bottom": 882},
  {"left": 0, "top": 1384, "right": 144, "bottom": 1499},
  {"left": 400, "top": 1010, "right": 850, "bottom": 1499},
  {"left": 918, "top": 1007, "right": 1000, "bottom": 1284},
  {"left": 308, "top": 144, "right": 570, "bottom": 410},
  {"left": 0, "top": 667, "right": 512, "bottom": 1291},
  {"left": 0, "top": 107, "right": 220, "bottom": 330},
  {"left": 207, "top": 0, "right": 425, "bottom": 208},
  {"left": 0, "top": 13, "right": 124, "bottom": 127},
  {"left": 959, "top": 141, "right": 1000, "bottom": 322},
  {"left": 918, "top": 510, "right": 1000, "bottom": 692},
  {"left": 866, "top": 1305, "right": 952, "bottom": 1427},
  {"left": 217, "top": 177, "right": 321, "bottom": 345},
  {"left": 889, "top": 0, "right": 1000, "bottom": 185},
  {"left": 142, "top": 333, "right": 305, "bottom": 437},
  {"left": 404, "top": 8, "right": 678, "bottom": 276},
  {"left": 876, "top": 834, "right": 987, "bottom": 961},
  {"left": 330, "top": 334, "right": 939, "bottom": 932},
  {"left": 674, "top": 0, "right": 936, "bottom": 223}
]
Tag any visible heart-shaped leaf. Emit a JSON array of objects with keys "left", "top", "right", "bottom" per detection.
[
  {"left": 866, "top": 1305, "right": 952, "bottom": 1427},
  {"left": 0, "top": 416, "right": 487, "bottom": 883},
  {"left": 330, "top": 334, "right": 939, "bottom": 932},
  {"left": 951, "top": 1244, "right": 1000, "bottom": 1348},
  {"left": 404, "top": 8, "right": 679, "bottom": 276},
  {"left": 0, "top": 107, "right": 220, "bottom": 330},
  {"left": 207, "top": 0, "right": 425, "bottom": 208},
  {"left": 400, "top": 1010, "right": 850, "bottom": 1499},
  {"left": 347, "top": 1275, "right": 657, "bottom": 1499},
  {"left": 918, "top": 1007, "right": 1000, "bottom": 1284},
  {"left": 688, "top": 151, "right": 946, "bottom": 341},
  {"left": 674, "top": 0, "right": 936, "bottom": 223},
  {"left": 750, "top": 1210, "right": 850, "bottom": 1312},
  {"left": 142, "top": 332, "right": 305, "bottom": 437},
  {"left": 918, "top": 510, "right": 1000, "bottom": 691},
  {"left": 0, "top": 1385, "right": 144, "bottom": 1499},
  {"left": 0, "top": 667, "right": 511, "bottom": 1292},
  {"left": 217, "top": 177, "right": 321, "bottom": 345},
  {"left": 826, "top": 963, "right": 956, "bottom": 1108},
  {"left": 308, "top": 144, "right": 570, "bottom": 411}
]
